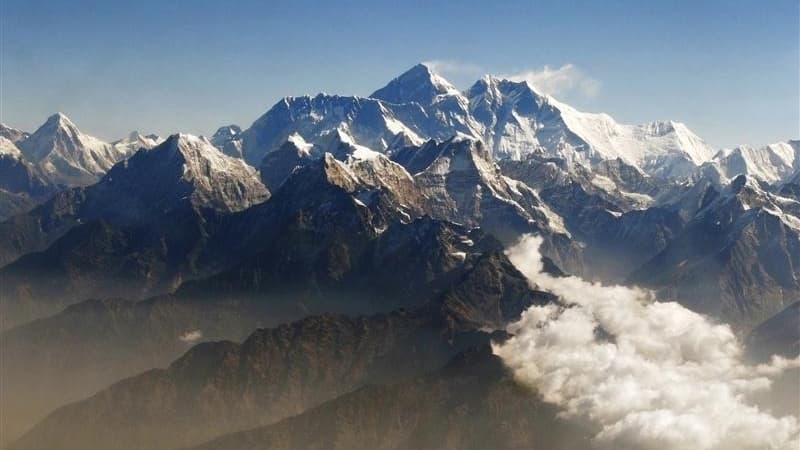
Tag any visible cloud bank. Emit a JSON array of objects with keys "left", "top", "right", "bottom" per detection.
[
  {"left": 179, "top": 329, "right": 203, "bottom": 343},
  {"left": 493, "top": 234, "right": 800, "bottom": 450},
  {"left": 422, "top": 60, "right": 599, "bottom": 98},
  {"left": 500, "top": 64, "right": 600, "bottom": 97},
  {"left": 422, "top": 59, "right": 484, "bottom": 77}
]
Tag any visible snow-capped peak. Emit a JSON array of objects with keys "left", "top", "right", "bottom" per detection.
[
  {"left": 15, "top": 112, "right": 122, "bottom": 186},
  {"left": 239, "top": 65, "right": 725, "bottom": 181},
  {"left": 370, "top": 63, "right": 461, "bottom": 106}
]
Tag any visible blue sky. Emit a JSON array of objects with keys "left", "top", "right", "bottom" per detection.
[{"left": 2, "top": 0, "right": 797, "bottom": 148}]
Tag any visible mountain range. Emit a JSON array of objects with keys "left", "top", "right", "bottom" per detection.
[{"left": 1, "top": 63, "right": 797, "bottom": 450}]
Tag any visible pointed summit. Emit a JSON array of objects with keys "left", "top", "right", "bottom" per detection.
[
  {"left": 44, "top": 112, "right": 75, "bottom": 127},
  {"left": 370, "top": 63, "right": 460, "bottom": 106},
  {"left": 15, "top": 112, "right": 120, "bottom": 186}
]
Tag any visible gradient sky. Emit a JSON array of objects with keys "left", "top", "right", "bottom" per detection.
[{"left": 2, "top": 0, "right": 797, "bottom": 148}]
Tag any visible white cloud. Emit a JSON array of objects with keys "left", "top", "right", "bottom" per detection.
[
  {"left": 178, "top": 329, "right": 203, "bottom": 344},
  {"left": 493, "top": 234, "right": 800, "bottom": 450},
  {"left": 500, "top": 64, "right": 600, "bottom": 98},
  {"left": 421, "top": 59, "right": 484, "bottom": 78}
]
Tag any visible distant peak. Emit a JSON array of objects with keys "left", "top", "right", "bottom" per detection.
[
  {"left": 213, "top": 124, "right": 241, "bottom": 137},
  {"left": 370, "top": 63, "right": 460, "bottom": 105}
]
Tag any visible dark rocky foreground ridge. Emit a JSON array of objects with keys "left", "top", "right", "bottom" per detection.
[
  {"left": 6, "top": 272, "right": 556, "bottom": 450},
  {"left": 1, "top": 214, "right": 550, "bottom": 446},
  {"left": 188, "top": 347, "right": 592, "bottom": 450}
]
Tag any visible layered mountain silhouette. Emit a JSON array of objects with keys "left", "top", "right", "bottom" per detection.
[{"left": 1, "top": 63, "right": 798, "bottom": 450}]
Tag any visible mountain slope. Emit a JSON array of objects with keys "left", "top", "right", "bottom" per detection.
[
  {"left": 499, "top": 155, "right": 685, "bottom": 280},
  {"left": 0, "top": 147, "right": 57, "bottom": 220},
  {"left": 747, "top": 301, "right": 800, "bottom": 359},
  {"left": 392, "top": 137, "right": 581, "bottom": 272},
  {"left": 0, "top": 133, "right": 269, "bottom": 264},
  {"left": 0, "top": 134, "right": 269, "bottom": 325},
  {"left": 632, "top": 175, "right": 800, "bottom": 330}
]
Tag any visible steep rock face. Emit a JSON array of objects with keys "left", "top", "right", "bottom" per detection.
[
  {"left": 257, "top": 131, "right": 581, "bottom": 275},
  {"left": 98, "top": 134, "right": 269, "bottom": 214},
  {"left": 498, "top": 155, "right": 683, "bottom": 280},
  {"left": 632, "top": 175, "right": 800, "bottom": 330},
  {"left": 392, "top": 137, "right": 582, "bottom": 273},
  {"left": 403, "top": 138, "right": 563, "bottom": 235},
  {"left": 187, "top": 349, "right": 589, "bottom": 450}
]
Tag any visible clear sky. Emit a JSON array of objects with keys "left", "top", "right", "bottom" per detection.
[{"left": 2, "top": 0, "right": 797, "bottom": 148}]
